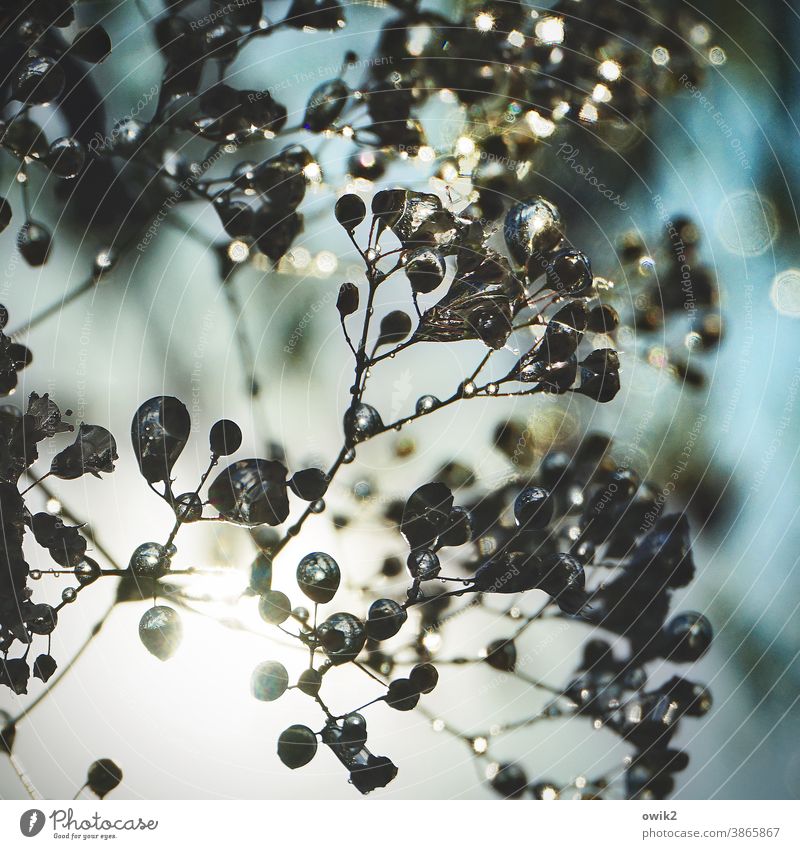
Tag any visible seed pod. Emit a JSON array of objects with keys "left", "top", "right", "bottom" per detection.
[
  {"left": 663, "top": 612, "right": 713, "bottom": 662},
  {"left": 277, "top": 725, "right": 318, "bottom": 768},
  {"left": 296, "top": 552, "right": 341, "bottom": 604},
  {"left": 375, "top": 311, "right": 412, "bottom": 348},
  {"left": 338, "top": 713, "right": 368, "bottom": 753},
  {"left": 334, "top": 193, "right": 366, "bottom": 231},
  {"left": 405, "top": 247, "right": 445, "bottom": 293},
  {"left": 386, "top": 678, "right": 419, "bottom": 711},
  {"left": 131, "top": 397, "right": 190, "bottom": 485},
  {"left": 32, "top": 654, "right": 57, "bottom": 683},
  {"left": 587, "top": 304, "right": 620, "bottom": 333},
  {"left": 289, "top": 468, "right": 329, "bottom": 501},
  {"left": 576, "top": 349, "right": 621, "bottom": 403},
  {"left": 504, "top": 197, "right": 563, "bottom": 266},
  {"left": 337, "top": 282, "right": 359, "bottom": 318},
  {"left": 514, "top": 486, "right": 553, "bottom": 529},
  {"left": 349, "top": 755, "right": 397, "bottom": 794},
  {"left": 317, "top": 612, "right": 365, "bottom": 665},
  {"left": 209, "top": 419, "right": 242, "bottom": 456},
  {"left": 50, "top": 424, "right": 117, "bottom": 479},
  {"left": 343, "top": 402, "right": 383, "bottom": 444},
  {"left": 138, "top": 606, "right": 182, "bottom": 661},
  {"left": 249, "top": 553, "right": 273, "bottom": 594},
  {"left": 71, "top": 25, "right": 111, "bottom": 63},
  {"left": 87, "top": 759, "right": 123, "bottom": 799},
  {"left": 47, "top": 137, "right": 85, "bottom": 178},
  {"left": 208, "top": 459, "right": 290, "bottom": 526},
  {"left": 297, "top": 668, "right": 322, "bottom": 697},
  {"left": 304, "top": 79, "right": 349, "bottom": 132},
  {"left": 409, "top": 663, "right": 438, "bottom": 694},
  {"left": 13, "top": 56, "right": 65, "bottom": 104},
  {"left": 490, "top": 763, "right": 528, "bottom": 799},
  {"left": 27, "top": 604, "right": 57, "bottom": 635},
  {"left": 258, "top": 591, "right": 292, "bottom": 624},
  {"left": 0, "top": 197, "right": 11, "bottom": 233},
  {"left": 366, "top": 599, "right": 407, "bottom": 641},
  {"left": 251, "top": 660, "right": 289, "bottom": 701},
  {"left": 406, "top": 549, "right": 440, "bottom": 580},
  {"left": 545, "top": 249, "right": 593, "bottom": 297},
  {"left": 485, "top": 638, "right": 516, "bottom": 671},
  {"left": 128, "top": 542, "right": 174, "bottom": 579},
  {"left": 174, "top": 492, "right": 203, "bottom": 523},
  {"left": 75, "top": 557, "right": 102, "bottom": 586},
  {"left": 17, "top": 221, "right": 51, "bottom": 266}
]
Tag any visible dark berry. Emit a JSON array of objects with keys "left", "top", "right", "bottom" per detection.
[
  {"left": 258, "top": 591, "right": 292, "bottom": 624},
  {"left": 289, "top": 468, "right": 329, "bottom": 501},
  {"left": 174, "top": 492, "right": 203, "bottom": 523},
  {"left": 87, "top": 759, "right": 123, "bottom": 799},
  {"left": 514, "top": 486, "right": 553, "bottom": 529},
  {"left": 296, "top": 552, "right": 340, "bottom": 604},
  {"left": 209, "top": 419, "right": 242, "bottom": 456},
  {"left": 663, "top": 612, "right": 713, "bottom": 662},
  {"left": 251, "top": 661, "right": 289, "bottom": 701},
  {"left": 490, "top": 763, "right": 528, "bottom": 799},
  {"left": 277, "top": 725, "right": 318, "bottom": 768},
  {"left": 386, "top": 678, "right": 420, "bottom": 711},
  {"left": 297, "top": 668, "right": 322, "bottom": 697},
  {"left": 334, "top": 193, "right": 366, "bottom": 231},
  {"left": 47, "top": 137, "right": 85, "bottom": 179},
  {"left": 409, "top": 663, "right": 438, "bottom": 694},
  {"left": 485, "top": 638, "right": 516, "bottom": 671},
  {"left": 366, "top": 599, "right": 407, "bottom": 641},
  {"left": 13, "top": 56, "right": 65, "bottom": 104},
  {"left": 17, "top": 221, "right": 52, "bottom": 266}
]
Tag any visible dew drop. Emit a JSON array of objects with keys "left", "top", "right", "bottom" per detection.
[{"left": 415, "top": 395, "right": 440, "bottom": 414}]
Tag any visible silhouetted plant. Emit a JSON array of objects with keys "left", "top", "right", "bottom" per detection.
[{"left": 0, "top": 0, "right": 719, "bottom": 800}]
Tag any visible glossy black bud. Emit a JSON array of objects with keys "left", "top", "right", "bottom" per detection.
[
  {"left": 409, "top": 663, "right": 438, "bottom": 694},
  {"left": 337, "top": 282, "right": 359, "bottom": 318},
  {"left": 289, "top": 468, "right": 329, "bottom": 501},
  {"left": 485, "top": 638, "right": 516, "bottom": 671},
  {"left": 375, "top": 311, "right": 412, "bottom": 348},
  {"left": 514, "top": 486, "right": 553, "bottom": 529},
  {"left": 366, "top": 598, "right": 407, "bottom": 640},
  {"left": 296, "top": 552, "right": 340, "bottom": 604},
  {"left": 334, "top": 193, "right": 366, "bottom": 231},
  {"left": 209, "top": 419, "right": 242, "bottom": 456},
  {"left": 490, "top": 763, "right": 528, "bottom": 799},
  {"left": 17, "top": 221, "right": 52, "bottom": 266},
  {"left": 663, "top": 612, "right": 713, "bottom": 662},
  {"left": 13, "top": 56, "right": 65, "bottom": 104},
  {"left": 87, "top": 759, "right": 123, "bottom": 799},
  {"left": 386, "top": 678, "right": 420, "bottom": 711},
  {"left": 277, "top": 725, "right": 318, "bottom": 768},
  {"left": 71, "top": 25, "right": 112, "bottom": 63}
]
